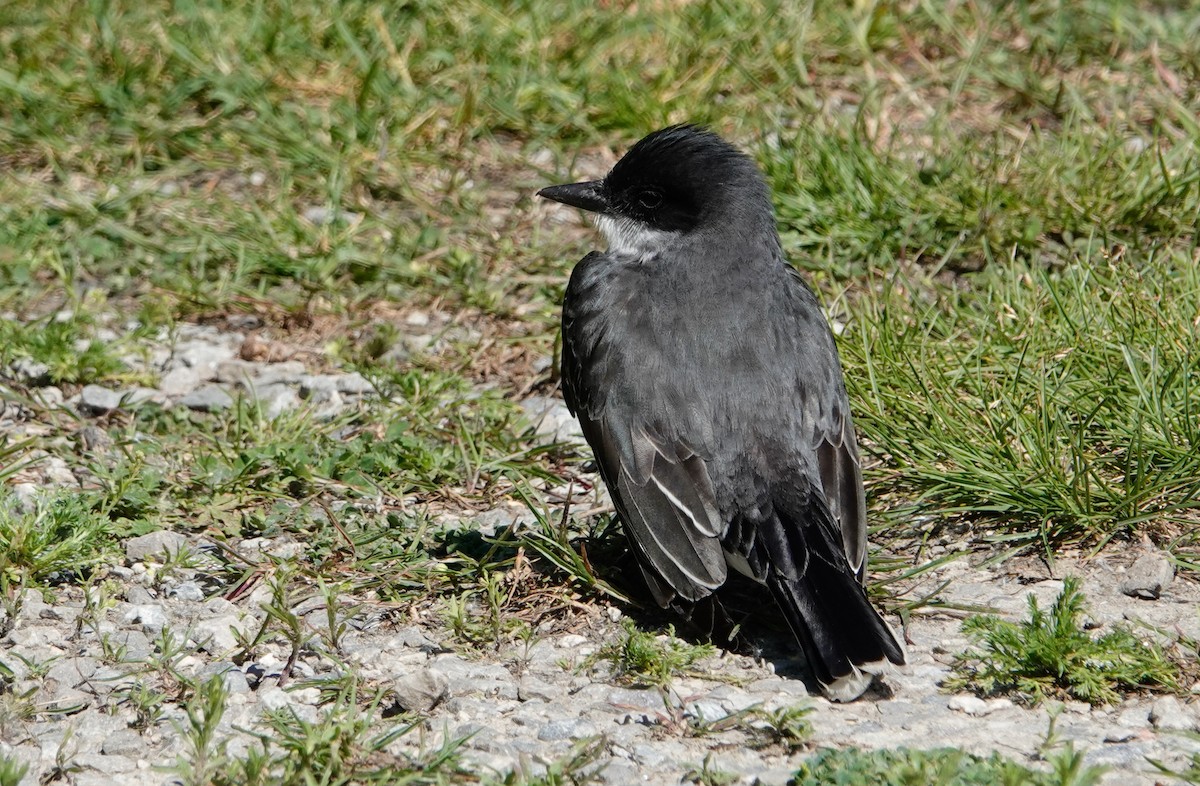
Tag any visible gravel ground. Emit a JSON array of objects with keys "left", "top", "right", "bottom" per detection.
[{"left": 3, "top": 322, "right": 1199, "bottom": 785}]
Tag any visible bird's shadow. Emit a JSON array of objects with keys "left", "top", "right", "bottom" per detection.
[
  {"left": 445, "top": 523, "right": 893, "bottom": 701},
  {"left": 602, "top": 554, "right": 896, "bottom": 702}
]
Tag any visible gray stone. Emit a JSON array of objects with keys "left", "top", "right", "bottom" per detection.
[
  {"left": 10, "top": 357, "right": 51, "bottom": 386},
  {"left": 200, "top": 662, "right": 250, "bottom": 694},
  {"left": 127, "top": 386, "right": 165, "bottom": 406},
  {"left": 159, "top": 366, "right": 203, "bottom": 396},
  {"left": 333, "top": 372, "right": 373, "bottom": 394},
  {"left": 518, "top": 638, "right": 557, "bottom": 666},
  {"left": 598, "top": 762, "right": 643, "bottom": 786},
  {"left": 455, "top": 722, "right": 490, "bottom": 744},
  {"left": 704, "top": 685, "right": 760, "bottom": 714},
  {"left": 303, "top": 206, "right": 361, "bottom": 225},
  {"left": 521, "top": 396, "right": 585, "bottom": 444},
  {"left": 124, "top": 584, "right": 155, "bottom": 604},
  {"left": 123, "top": 604, "right": 167, "bottom": 634},
  {"left": 392, "top": 626, "right": 436, "bottom": 650},
  {"left": 33, "top": 386, "right": 64, "bottom": 407},
  {"left": 9, "top": 482, "right": 40, "bottom": 512},
  {"left": 537, "top": 718, "right": 597, "bottom": 741},
  {"left": 298, "top": 375, "right": 343, "bottom": 402},
  {"left": 167, "top": 581, "right": 205, "bottom": 602},
  {"left": 45, "top": 657, "right": 99, "bottom": 687},
  {"left": 5, "top": 626, "right": 66, "bottom": 648},
  {"left": 100, "top": 629, "right": 154, "bottom": 661},
  {"left": 947, "top": 695, "right": 990, "bottom": 716},
  {"left": 1150, "top": 696, "right": 1195, "bottom": 732},
  {"left": 45, "top": 686, "right": 91, "bottom": 712},
  {"left": 173, "top": 340, "right": 237, "bottom": 375},
  {"left": 470, "top": 506, "right": 527, "bottom": 537},
  {"left": 77, "top": 425, "right": 113, "bottom": 452},
  {"left": 295, "top": 369, "right": 369, "bottom": 396},
  {"left": 517, "top": 676, "right": 557, "bottom": 703},
  {"left": 430, "top": 655, "right": 513, "bottom": 687},
  {"left": 179, "top": 384, "right": 235, "bottom": 411},
  {"left": 290, "top": 686, "right": 322, "bottom": 705},
  {"left": 202, "top": 597, "right": 238, "bottom": 617},
  {"left": 214, "top": 359, "right": 258, "bottom": 384},
  {"left": 40, "top": 457, "right": 78, "bottom": 486},
  {"left": 193, "top": 615, "right": 247, "bottom": 655},
  {"left": 125, "top": 531, "right": 188, "bottom": 561},
  {"left": 79, "top": 385, "right": 160, "bottom": 414},
  {"left": 751, "top": 768, "right": 797, "bottom": 786},
  {"left": 392, "top": 668, "right": 449, "bottom": 712},
  {"left": 684, "top": 700, "right": 727, "bottom": 723},
  {"left": 264, "top": 539, "right": 306, "bottom": 559},
  {"left": 101, "top": 728, "right": 146, "bottom": 756},
  {"left": 259, "top": 687, "right": 291, "bottom": 712},
  {"left": 71, "top": 751, "right": 142, "bottom": 779},
  {"left": 396, "top": 333, "right": 434, "bottom": 357},
  {"left": 251, "top": 383, "right": 301, "bottom": 419},
  {"left": 1083, "top": 741, "right": 1155, "bottom": 772},
  {"left": 557, "top": 634, "right": 588, "bottom": 650},
  {"left": 254, "top": 361, "right": 308, "bottom": 386},
  {"left": 1121, "top": 551, "right": 1175, "bottom": 600},
  {"left": 1103, "top": 727, "right": 1141, "bottom": 743}
]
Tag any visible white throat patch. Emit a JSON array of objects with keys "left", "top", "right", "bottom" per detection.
[{"left": 596, "top": 215, "right": 679, "bottom": 259}]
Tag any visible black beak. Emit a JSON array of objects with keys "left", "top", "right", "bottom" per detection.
[{"left": 537, "top": 180, "right": 609, "bottom": 214}]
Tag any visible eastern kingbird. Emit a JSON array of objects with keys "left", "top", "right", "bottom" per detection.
[{"left": 538, "top": 125, "right": 905, "bottom": 700}]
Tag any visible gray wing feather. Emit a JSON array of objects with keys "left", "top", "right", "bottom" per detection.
[
  {"left": 780, "top": 267, "right": 867, "bottom": 583},
  {"left": 816, "top": 415, "right": 867, "bottom": 582},
  {"left": 562, "top": 253, "right": 726, "bottom": 604},
  {"left": 587, "top": 417, "right": 726, "bottom": 602}
]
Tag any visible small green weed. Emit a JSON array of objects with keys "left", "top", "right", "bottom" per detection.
[
  {"left": 172, "top": 674, "right": 231, "bottom": 786},
  {"left": 682, "top": 754, "right": 737, "bottom": 786},
  {"left": 0, "top": 752, "right": 28, "bottom": 786},
  {"left": 0, "top": 315, "right": 131, "bottom": 386},
  {"left": 1151, "top": 747, "right": 1200, "bottom": 785},
  {"left": 490, "top": 737, "right": 606, "bottom": 785},
  {"left": 0, "top": 493, "right": 117, "bottom": 587},
  {"left": 228, "top": 680, "right": 473, "bottom": 786},
  {"left": 794, "top": 745, "right": 1106, "bottom": 786},
  {"left": 747, "top": 704, "right": 813, "bottom": 750},
  {"left": 947, "top": 577, "right": 1178, "bottom": 705},
  {"left": 587, "top": 619, "right": 715, "bottom": 688}
]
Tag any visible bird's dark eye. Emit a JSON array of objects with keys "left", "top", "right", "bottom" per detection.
[{"left": 636, "top": 190, "right": 663, "bottom": 210}]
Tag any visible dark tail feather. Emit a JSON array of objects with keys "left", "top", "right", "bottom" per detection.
[{"left": 762, "top": 509, "right": 905, "bottom": 700}]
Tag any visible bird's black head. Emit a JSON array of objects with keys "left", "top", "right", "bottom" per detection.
[{"left": 538, "top": 125, "right": 767, "bottom": 237}]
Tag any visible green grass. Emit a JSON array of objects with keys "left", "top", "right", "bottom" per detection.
[
  {"left": 172, "top": 675, "right": 476, "bottom": 786},
  {"left": 947, "top": 576, "right": 1179, "bottom": 705},
  {"left": 586, "top": 619, "right": 716, "bottom": 688},
  {"left": 794, "top": 745, "right": 1106, "bottom": 786},
  {"left": 2, "top": 0, "right": 1196, "bottom": 553},
  {"left": 846, "top": 251, "right": 1200, "bottom": 551},
  {"left": 0, "top": 492, "right": 121, "bottom": 619},
  {"left": 0, "top": 753, "right": 28, "bottom": 786}
]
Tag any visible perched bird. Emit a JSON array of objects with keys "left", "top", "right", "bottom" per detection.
[{"left": 538, "top": 125, "right": 905, "bottom": 701}]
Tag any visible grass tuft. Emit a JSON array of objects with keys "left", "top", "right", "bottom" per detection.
[
  {"left": 587, "top": 619, "right": 715, "bottom": 688},
  {"left": 845, "top": 253, "right": 1200, "bottom": 550},
  {"left": 794, "top": 745, "right": 1106, "bottom": 786},
  {"left": 946, "top": 576, "right": 1178, "bottom": 705}
]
